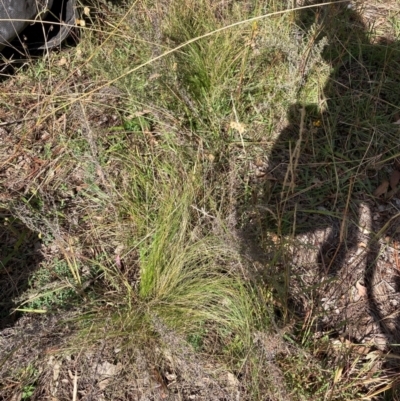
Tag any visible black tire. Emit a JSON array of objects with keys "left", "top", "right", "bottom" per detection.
[{"left": 0, "top": 0, "right": 77, "bottom": 52}]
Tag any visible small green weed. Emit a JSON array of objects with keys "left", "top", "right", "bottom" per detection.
[
  {"left": 24, "top": 259, "right": 80, "bottom": 311},
  {"left": 187, "top": 331, "right": 205, "bottom": 352},
  {"left": 15, "top": 364, "right": 39, "bottom": 401},
  {"left": 22, "top": 384, "right": 35, "bottom": 400}
]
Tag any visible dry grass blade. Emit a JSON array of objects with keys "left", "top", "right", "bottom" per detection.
[{"left": 0, "top": 0, "right": 399, "bottom": 400}]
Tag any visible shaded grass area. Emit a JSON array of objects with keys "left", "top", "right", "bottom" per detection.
[
  {"left": 0, "top": 0, "right": 400, "bottom": 399},
  {"left": 0, "top": 210, "right": 43, "bottom": 328}
]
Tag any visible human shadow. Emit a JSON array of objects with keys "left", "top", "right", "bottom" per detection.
[
  {"left": 0, "top": 209, "right": 43, "bottom": 329},
  {"left": 241, "top": 0, "right": 400, "bottom": 359}
]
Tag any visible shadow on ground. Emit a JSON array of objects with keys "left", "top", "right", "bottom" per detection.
[
  {"left": 0, "top": 0, "right": 82, "bottom": 325},
  {"left": 240, "top": 0, "right": 400, "bottom": 359},
  {"left": 0, "top": 209, "right": 42, "bottom": 329}
]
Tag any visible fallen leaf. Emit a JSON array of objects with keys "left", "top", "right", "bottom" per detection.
[
  {"left": 75, "top": 184, "right": 88, "bottom": 192},
  {"left": 356, "top": 280, "right": 367, "bottom": 298},
  {"left": 53, "top": 362, "right": 61, "bottom": 381},
  {"left": 269, "top": 233, "right": 281, "bottom": 245},
  {"left": 387, "top": 188, "right": 399, "bottom": 199},
  {"left": 83, "top": 6, "right": 90, "bottom": 16},
  {"left": 114, "top": 245, "right": 124, "bottom": 255},
  {"left": 95, "top": 361, "right": 122, "bottom": 378},
  {"left": 255, "top": 169, "right": 266, "bottom": 178},
  {"left": 353, "top": 345, "right": 371, "bottom": 356},
  {"left": 373, "top": 180, "right": 389, "bottom": 197},
  {"left": 255, "top": 157, "right": 265, "bottom": 168},
  {"left": 165, "top": 372, "right": 177, "bottom": 382},
  {"left": 229, "top": 121, "right": 246, "bottom": 135},
  {"left": 58, "top": 57, "right": 68, "bottom": 66},
  {"left": 226, "top": 372, "right": 239, "bottom": 387},
  {"left": 390, "top": 170, "right": 400, "bottom": 189},
  {"left": 128, "top": 110, "right": 152, "bottom": 119},
  {"left": 98, "top": 378, "right": 111, "bottom": 390},
  {"left": 149, "top": 73, "right": 161, "bottom": 80},
  {"left": 333, "top": 366, "right": 343, "bottom": 384}
]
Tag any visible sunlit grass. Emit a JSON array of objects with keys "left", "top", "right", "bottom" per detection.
[{"left": 1, "top": 0, "right": 399, "bottom": 399}]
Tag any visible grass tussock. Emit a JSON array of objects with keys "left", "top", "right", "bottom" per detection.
[{"left": 1, "top": 0, "right": 400, "bottom": 400}]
